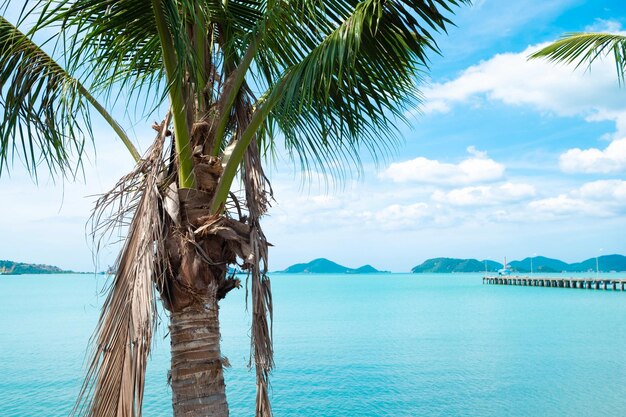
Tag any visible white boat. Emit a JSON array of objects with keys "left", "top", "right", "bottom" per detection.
[{"left": 498, "top": 257, "right": 512, "bottom": 276}]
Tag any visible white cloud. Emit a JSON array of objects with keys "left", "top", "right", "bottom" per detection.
[
  {"left": 432, "top": 182, "right": 536, "bottom": 206},
  {"left": 421, "top": 40, "right": 626, "bottom": 136},
  {"left": 365, "top": 203, "right": 434, "bottom": 230},
  {"left": 528, "top": 180, "right": 626, "bottom": 218},
  {"left": 0, "top": 128, "right": 149, "bottom": 271},
  {"left": 528, "top": 195, "right": 608, "bottom": 217},
  {"left": 262, "top": 158, "right": 626, "bottom": 269},
  {"left": 559, "top": 137, "right": 626, "bottom": 173},
  {"left": 420, "top": 35, "right": 626, "bottom": 181},
  {"left": 381, "top": 147, "right": 504, "bottom": 185},
  {"left": 585, "top": 19, "right": 622, "bottom": 32},
  {"left": 575, "top": 179, "right": 626, "bottom": 202}
]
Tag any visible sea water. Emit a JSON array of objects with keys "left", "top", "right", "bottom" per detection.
[{"left": 2, "top": 273, "right": 626, "bottom": 417}]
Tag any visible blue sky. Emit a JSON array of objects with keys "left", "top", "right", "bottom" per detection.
[{"left": 2, "top": 0, "right": 626, "bottom": 272}]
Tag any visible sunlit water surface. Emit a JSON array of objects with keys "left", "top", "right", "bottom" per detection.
[{"left": 2, "top": 273, "right": 626, "bottom": 416}]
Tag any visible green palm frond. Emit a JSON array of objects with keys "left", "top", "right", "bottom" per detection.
[
  {"left": 0, "top": 14, "right": 139, "bottom": 177},
  {"left": 260, "top": 0, "right": 469, "bottom": 178},
  {"left": 256, "top": 0, "right": 462, "bottom": 80},
  {"left": 44, "top": 0, "right": 269, "bottom": 187},
  {"left": 0, "top": 15, "right": 93, "bottom": 177},
  {"left": 530, "top": 32, "right": 626, "bottom": 85},
  {"left": 212, "top": 0, "right": 467, "bottom": 207},
  {"left": 45, "top": 0, "right": 166, "bottom": 112},
  {"left": 44, "top": 0, "right": 264, "bottom": 114}
]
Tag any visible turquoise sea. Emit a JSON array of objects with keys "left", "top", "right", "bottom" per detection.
[{"left": 2, "top": 272, "right": 626, "bottom": 416}]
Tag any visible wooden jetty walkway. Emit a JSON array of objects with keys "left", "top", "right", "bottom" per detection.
[{"left": 483, "top": 276, "right": 626, "bottom": 291}]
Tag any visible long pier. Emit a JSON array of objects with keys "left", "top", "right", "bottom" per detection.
[{"left": 483, "top": 276, "right": 626, "bottom": 291}]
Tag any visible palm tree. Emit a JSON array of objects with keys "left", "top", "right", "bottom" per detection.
[
  {"left": 530, "top": 33, "right": 626, "bottom": 83},
  {"left": 0, "top": 1, "right": 468, "bottom": 416}
]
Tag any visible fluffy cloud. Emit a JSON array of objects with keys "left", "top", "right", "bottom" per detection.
[
  {"left": 528, "top": 195, "right": 607, "bottom": 217},
  {"left": 265, "top": 163, "right": 626, "bottom": 247},
  {"left": 559, "top": 137, "right": 626, "bottom": 173},
  {"left": 585, "top": 19, "right": 623, "bottom": 32},
  {"left": 420, "top": 33, "right": 626, "bottom": 178},
  {"left": 421, "top": 39, "right": 626, "bottom": 136},
  {"left": 364, "top": 203, "right": 435, "bottom": 230},
  {"left": 381, "top": 146, "right": 504, "bottom": 185},
  {"left": 432, "top": 182, "right": 536, "bottom": 206},
  {"left": 529, "top": 180, "right": 626, "bottom": 218},
  {"left": 574, "top": 179, "right": 626, "bottom": 202},
  {"left": 0, "top": 129, "right": 144, "bottom": 271}
]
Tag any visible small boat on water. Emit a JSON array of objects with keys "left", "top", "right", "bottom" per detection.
[{"left": 498, "top": 257, "right": 512, "bottom": 276}]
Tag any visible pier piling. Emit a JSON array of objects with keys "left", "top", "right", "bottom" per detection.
[{"left": 483, "top": 276, "right": 626, "bottom": 291}]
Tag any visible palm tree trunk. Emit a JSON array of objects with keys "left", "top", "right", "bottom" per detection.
[
  {"left": 170, "top": 300, "right": 229, "bottom": 417},
  {"left": 163, "top": 157, "right": 244, "bottom": 417}
]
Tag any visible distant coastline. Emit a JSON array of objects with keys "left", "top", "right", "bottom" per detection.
[
  {"left": 5, "top": 254, "right": 626, "bottom": 275},
  {"left": 411, "top": 255, "right": 626, "bottom": 273},
  {"left": 275, "top": 258, "right": 389, "bottom": 274},
  {"left": 277, "top": 255, "right": 626, "bottom": 274},
  {"left": 0, "top": 260, "right": 86, "bottom": 275}
]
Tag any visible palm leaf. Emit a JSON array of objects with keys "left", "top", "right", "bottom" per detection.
[
  {"left": 0, "top": 13, "right": 140, "bottom": 176},
  {"left": 214, "top": 0, "right": 468, "bottom": 206},
  {"left": 529, "top": 32, "right": 626, "bottom": 85},
  {"left": 0, "top": 14, "right": 92, "bottom": 177},
  {"left": 259, "top": 0, "right": 469, "bottom": 179},
  {"left": 40, "top": 0, "right": 167, "bottom": 114},
  {"left": 42, "top": 0, "right": 264, "bottom": 115},
  {"left": 75, "top": 125, "right": 170, "bottom": 417}
]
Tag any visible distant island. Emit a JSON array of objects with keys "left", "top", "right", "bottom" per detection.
[
  {"left": 5, "top": 255, "right": 626, "bottom": 276},
  {"left": 412, "top": 258, "right": 501, "bottom": 273},
  {"left": 0, "top": 260, "right": 76, "bottom": 275},
  {"left": 278, "top": 258, "right": 388, "bottom": 274},
  {"left": 411, "top": 255, "right": 626, "bottom": 273}
]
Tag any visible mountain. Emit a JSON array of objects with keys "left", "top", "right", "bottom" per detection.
[
  {"left": 569, "top": 255, "right": 626, "bottom": 272},
  {"left": 411, "top": 258, "right": 502, "bottom": 273},
  {"left": 351, "top": 265, "right": 380, "bottom": 274},
  {"left": 0, "top": 260, "right": 72, "bottom": 275},
  {"left": 411, "top": 254, "right": 626, "bottom": 273},
  {"left": 508, "top": 256, "right": 569, "bottom": 273},
  {"left": 279, "top": 258, "right": 385, "bottom": 274}
]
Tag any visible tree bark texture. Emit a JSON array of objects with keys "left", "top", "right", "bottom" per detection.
[
  {"left": 170, "top": 301, "right": 229, "bottom": 417},
  {"left": 162, "top": 153, "right": 247, "bottom": 417}
]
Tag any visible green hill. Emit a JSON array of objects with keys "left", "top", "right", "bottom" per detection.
[
  {"left": 0, "top": 260, "right": 71, "bottom": 275},
  {"left": 351, "top": 264, "right": 380, "bottom": 274},
  {"left": 280, "top": 258, "right": 384, "bottom": 274},
  {"left": 411, "top": 258, "right": 501, "bottom": 273},
  {"left": 508, "top": 256, "right": 569, "bottom": 273},
  {"left": 569, "top": 255, "right": 626, "bottom": 272},
  {"left": 411, "top": 255, "right": 626, "bottom": 273}
]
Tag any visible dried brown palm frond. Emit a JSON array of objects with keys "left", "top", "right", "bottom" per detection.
[
  {"left": 244, "top": 134, "right": 274, "bottom": 417},
  {"left": 74, "top": 119, "right": 172, "bottom": 417}
]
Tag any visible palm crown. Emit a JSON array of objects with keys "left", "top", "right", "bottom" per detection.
[{"left": 0, "top": 1, "right": 468, "bottom": 416}]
